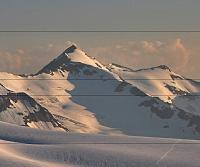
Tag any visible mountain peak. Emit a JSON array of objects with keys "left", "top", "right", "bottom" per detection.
[
  {"left": 35, "top": 44, "right": 105, "bottom": 75},
  {"left": 54, "top": 44, "right": 78, "bottom": 62},
  {"left": 64, "top": 44, "right": 77, "bottom": 54},
  {"left": 35, "top": 45, "right": 77, "bottom": 75}
]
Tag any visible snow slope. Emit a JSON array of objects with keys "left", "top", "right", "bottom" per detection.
[
  {"left": 108, "top": 64, "right": 200, "bottom": 103},
  {"left": 0, "top": 83, "right": 67, "bottom": 131},
  {"left": 0, "top": 121, "right": 200, "bottom": 167},
  {"left": 0, "top": 45, "right": 200, "bottom": 139}
]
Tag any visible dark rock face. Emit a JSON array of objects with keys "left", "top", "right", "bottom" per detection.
[
  {"left": 36, "top": 53, "right": 70, "bottom": 75},
  {"left": 129, "top": 87, "right": 147, "bottom": 96},
  {"left": 139, "top": 98, "right": 175, "bottom": 119},
  {"left": 36, "top": 45, "right": 77, "bottom": 75},
  {"left": 115, "top": 82, "right": 129, "bottom": 92},
  {"left": 36, "top": 54, "right": 99, "bottom": 78},
  {"left": 135, "top": 65, "right": 171, "bottom": 72},
  {"left": 0, "top": 92, "right": 68, "bottom": 131},
  {"left": 109, "top": 63, "right": 133, "bottom": 72},
  {"left": 115, "top": 81, "right": 147, "bottom": 97},
  {"left": 64, "top": 45, "right": 77, "bottom": 53},
  {"left": 165, "top": 84, "right": 188, "bottom": 95},
  {"left": 170, "top": 74, "right": 184, "bottom": 80},
  {"left": 38, "top": 55, "right": 102, "bottom": 78},
  {"left": 65, "top": 63, "right": 99, "bottom": 76},
  {"left": 156, "top": 65, "right": 171, "bottom": 71},
  {"left": 140, "top": 96, "right": 200, "bottom": 134},
  {"left": 83, "top": 68, "right": 97, "bottom": 76},
  {"left": 0, "top": 95, "right": 13, "bottom": 112},
  {"left": 178, "top": 110, "right": 200, "bottom": 133}
]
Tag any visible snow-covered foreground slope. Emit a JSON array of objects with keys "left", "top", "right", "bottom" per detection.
[
  {"left": 0, "top": 121, "right": 200, "bottom": 167},
  {"left": 1, "top": 44, "right": 200, "bottom": 139}
]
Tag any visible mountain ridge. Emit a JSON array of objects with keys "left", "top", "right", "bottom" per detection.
[{"left": 0, "top": 44, "right": 200, "bottom": 139}]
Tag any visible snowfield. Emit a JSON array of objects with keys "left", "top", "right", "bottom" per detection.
[{"left": 1, "top": 121, "right": 200, "bottom": 167}]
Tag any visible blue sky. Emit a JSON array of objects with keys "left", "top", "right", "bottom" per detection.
[
  {"left": 0, "top": 0, "right": 200, "bottom": 30},
  {"left": 0, "top": 0, "right": 200, "bottom": 77}
]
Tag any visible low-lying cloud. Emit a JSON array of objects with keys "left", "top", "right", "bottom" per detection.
[
  {"left": 171, "top": 38, "right": 190, "bottom": 72},
  {"left": 141, "top": 41, "right": 158, "bottom": 53},
  {"left": 0, "top": 49, "right": 26, "bottom": 73},
  {"left": 0, "top": 39, "right": 193, "bottom": 77},
  {"left": 88, "top": 38, "right": 191, "bottom": 75}
]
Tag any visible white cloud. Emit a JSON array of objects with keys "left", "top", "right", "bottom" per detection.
[
  {"left": 0, "top": 49, "right": 26, "bottom": 72},
  {"left": 171, "top": 38, "right": 190, "bottom": 72},
  {"left": 87, "top": 39, "right": 191, "bottom": 74},
  {"left": 155, "top": 41, "right": 164, "bottom": 47},
  {"left": 141, "top": 41, "right": 158, "bottom": 53},
  {"left": 0, "top": 39, "right": 192, "bottom": 76},
  {"left": 17, "top": 49, "right": 25, "bottom": 55}
]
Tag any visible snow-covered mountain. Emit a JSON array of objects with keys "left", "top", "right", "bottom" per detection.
[
  {"left": 0, "top": 83, "right": 68, "bottom": 131},
  {"left": 108, "top": 63, "right": 200, "bottom": 103},
  {"left": 1, "top": 44, "right": 200, "bottom": 139}
]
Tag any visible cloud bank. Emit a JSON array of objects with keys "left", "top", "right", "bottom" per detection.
[
  {"left": 0, "top": 39, "right": 192, "bottom": 77},
  {"left": 88, "top": 38, "right": 191, "bottom": 75}
]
